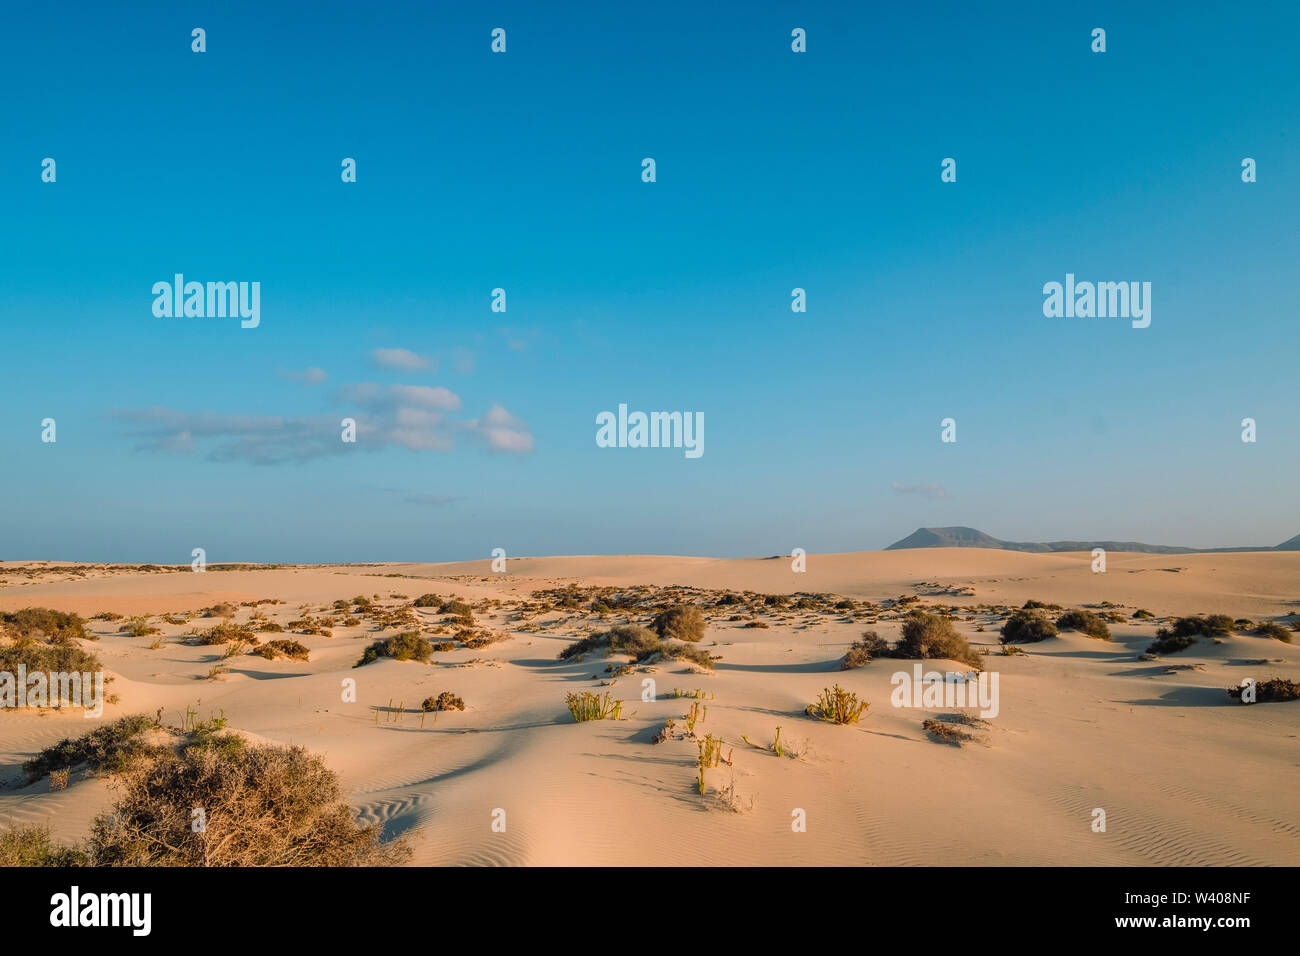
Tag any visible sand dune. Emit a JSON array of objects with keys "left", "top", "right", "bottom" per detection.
[{"left": 1, "top": 549, "right": 1297, "bottom": 865}]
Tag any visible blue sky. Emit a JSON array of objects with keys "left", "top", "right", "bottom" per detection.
[{"left": 2, "top": 0, "right": 1297, "bottom": 562}]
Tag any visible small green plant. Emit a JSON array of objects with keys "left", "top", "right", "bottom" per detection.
[
  {"left": 565, "top": 691, "right": 623, "bottom": 722},
  {"left": 772, "top": 725, "right": 784, "bottom": 757},
  {"left": 806, "top": 685, "right": 869, "bottom": 725}
]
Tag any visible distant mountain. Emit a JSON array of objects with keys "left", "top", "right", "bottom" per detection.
[{"left": 884, "top": 526, "right": 1294, "bottom": 555}]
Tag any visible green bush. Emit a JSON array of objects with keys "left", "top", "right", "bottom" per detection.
[
  {"left": 841, "top": 631, "right": 890, "bottom": 669},
  {"left": 1253, "top": 622, "right": 1292, "bottom": 643},
  {"left": 1000, "top": 609, "right": 1058, "bottom": 644},
  {"left": 897, "top": 611, "right": 982, "bottom": 669},
  {"left": 0, "top": 824, "right": 85, "bottom": 866},
  {"left": 651, "top": 606, "right": 706, "bottom": 643},
  {"left": 0, "top": 608, "right": 89, "bottom": 643},
  {"left": 23, "top": 714, "right": 165, "bottom": 782},
  {"left": 413, "top": 594, "right": 441, "bottom": 607},
  {"left": 354, "top": 631, "right": 433, "bottom": 667},
  {"left": 1056, "top": 609, "right": 1112, "bottom": 641},
  {"left": 86, "top": 740, "right": 408, "bottom": 866}
]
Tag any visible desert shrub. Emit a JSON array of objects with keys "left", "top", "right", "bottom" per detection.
[
  {"left": 1164, "top": 615, "right": 1234, "bottom": 639},
  {"left": 651, "top": 606, "right": 706, "bottom": 643},
  {"left": 805, "top": 685, "right": 868, "bottom": 724},
  {"left": 431, "top": 641, "right": 455, "bottom": 652},
  {"left": 85, "top": 740, "right": 408, "bottom": 866},
  {"left": 200, "top": 603, "right": 237, "bottom": 618},
  {"left": 841, "top": 631, "right": 890, "bottom": 670},
  {"left": 119, "top": 617, "right": 159, "bottom": 637},
  {"left": 1253, "top": 622, "right": 1292, "bottom": 643},
  {"left": 1021, "top": 599, "right": 1060, "bottom": 611},
  {"left": 0, "top": 608, "right": 89, "bottom": 642},
  {"left": 1056, "top": 609, "right": 1112, "bottom": 641},
  {"left": 23, "top": 714, "right": 164, "bottom": 781},
  {"left": 559, "top": 625, "right": 660, "bottom": 661},
  {"left": 1228, "top": 677, "right": 1300, "bottom": 703},
  {"left": 413, "top": 594, "right": 441, "bottom": 607},
  {"left": 922, "top": 718, "right": 977, "bottom": 745},
  {"left": 256, "top": 621, "right": 284, "bottom": 633},
  {"left": 90, "top": 611, "right": 123, "bottom": 622},
  {"left": 898, "top": 611, "right": 983, "bottom": 669},
  {"left": 742, "top": 620, "right": 769, "bottom": 628},
  {"left": 0, "top": 623, "right": 101, "bottom": 681},
  {"left": 257, "top": 640, "right": 310, "bottom": 661},
  {"left": 0, "top": 824, "right": 85, "bottom": 866},
  {"left": 1148, "top": 630, "right": 1197, "bottom": 655},
  {"left": 197, "top": 621, "right": 255, "bottom": 645},
  {"left": 1133, "top": 609, "right": 1154, "bottom": 619},
  {"left": 1000, "top": 609, "right": 1058, "bottom": 645},
  {"left": 352, "top": 596, "right": 371, "bottom": 608},
  {"left": 354, "top": 632, "right": 432, "bottom": 667},
  {"left": 439, "top": 599, "right": 473, "bottom": 621},
  {"left": 421, "top": 692, "right": 464, "bottom": 712},
  {"left": 565, "top": 691, "right": 623, "bottom": 721},
  {"left": 661, "top": 642, "right": 716, "bottom": 670}
]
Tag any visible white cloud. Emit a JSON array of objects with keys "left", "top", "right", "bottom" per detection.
[{"left": 371, "top": 347, "right": 433, "bottom": 372}]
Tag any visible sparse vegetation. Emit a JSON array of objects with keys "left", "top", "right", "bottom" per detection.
[
  {"left": 565, "top": 691, "right": 623, "bottom": 721},
  {"left": 1253, "top": 622, "right": 1292, "bottom": 643},
  {"left": 1056, "top": 609, "right": 1112, "bottom": 641},
  {"left": 1228, "top": 677, "right": 1300, "bottom": 703},
  {"left": 1000, "top": 608, "right": 1058, "bottom": 644},
  {"left": 421, "top": 692, "right": 464, "bottom": 712},
  {"left": 355, "top": 632, "right": 433, "bottom": 667},
  {"left": 651, "top": 605, "right": 706, "bottom": 643},
  {"left": 257, "top": 639, "right": 310, "bottom": 661},
  {"left": 0, "top": 824, "right": 86, "bottom": 866},
  {"left": 805, "top": 684, "right": 869, "bottom": 725},
  {"left": 840, "top": 630, "right": 889, "bottom": 669},
  {"left": 23, "top": 713, "right": 165, "bottom": 782},
  {"left": 897, "top": 611, "right": 983, "bottom": 669}
]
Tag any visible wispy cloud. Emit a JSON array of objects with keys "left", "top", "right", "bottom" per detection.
[
  {"left": 370, "top": 347, "right": 433, "bottom": 372},
  {"left": 112, "top": 383, "right": 534, "bottom": 463},
  {"left": 891, "top": 481, "right": 949, "bottom": 499},
  {"left": 280, "top": 367, "right": 328, "bottom": 385},
  {"left": 473, "top": 403, "right": 534, "bottom": 453}
]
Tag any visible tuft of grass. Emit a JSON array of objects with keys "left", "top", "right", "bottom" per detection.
[
  {"left": 197, "top": 621, "right": 256, "bottom": 645},
  {"left": 565, "top": 691, "right": 623, "bottom": 722},
  {"left": 922, "top": 718, "right": 977, "bottom": 745},
  {"left": 119, "top": 617, "right": 160, "bottom": 637},
  {"left": 805, "top": 684, "right": 869, "bottom": 725}
]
